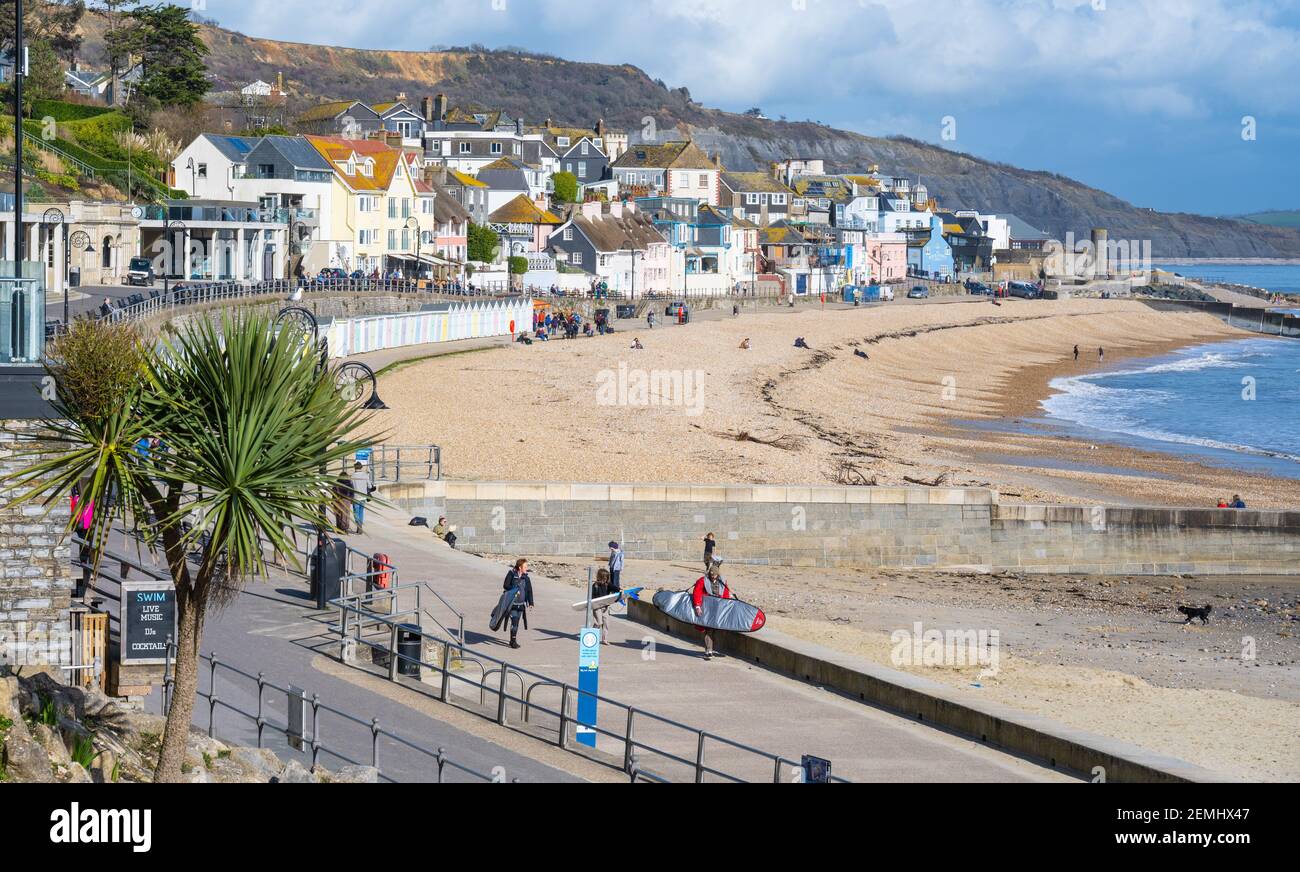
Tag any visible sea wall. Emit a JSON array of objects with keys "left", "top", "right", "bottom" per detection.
[{"left": 378, "top": 480, "right": 1300, "bottom": 575}]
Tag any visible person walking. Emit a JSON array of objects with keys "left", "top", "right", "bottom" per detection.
[
  {"left": 502, "top": 559, "right": 535, "bottom": 649},
  {"left": 607, "top": 541, "right": 624, "bottom": 592},
  {"left": 349, "top": 462, "right": 373, "bottom": 535},
  {"left": 703, "top": 532, "right": 717, "bottom": 572},
  {"left": 332, "top": 474, "right": 353, "bottom": 533},
  {"left": 591, "top": 567, "right": 613, "bottom": 644},
  {"left": 691, "top": 564, "right": 732, "bottom": 660},
  {"left": 1073, "top": 345, "right": 1079, "bottom": 362},
  {"left": 1098, "top": 347, "right": 1105, "bottom": 363}
]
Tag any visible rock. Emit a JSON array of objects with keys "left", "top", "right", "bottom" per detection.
[
  {"left": 272, "top": 759, "right": 318, "bottom": 783},
  {"left": 33, "top": 723, "right": 71, "bottom": 767},
  {"left": 2, "top": 721, "right": 56, "bottom": 783},
  {"left": 23, "top": 671, "right": 87, "bottom": 721},
  {"left": 66, "top": 762, "right": 94, "bottom": 784},
  {"left": 225, "top": 747, "right": 284, "bottom": 782},
  {"left": 0, "top": 675, "right": 19, "bottom": 719},
  {"left": 181, "top": 765, "right": 211, "bottom": 784},
  {"left": 185, "top": 729, "right": 227, "bottom": 769},
  {"left": 331, "top": 765, "right": 380, "bottom": 784}
]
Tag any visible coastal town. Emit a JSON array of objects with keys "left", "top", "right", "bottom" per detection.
[{"left": 0, "top": 2, "right": 1297, "bottom": 829}]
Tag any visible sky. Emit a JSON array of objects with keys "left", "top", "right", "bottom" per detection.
[{"left": 198, "top": 0, "right": 1300, "bottom": 217}]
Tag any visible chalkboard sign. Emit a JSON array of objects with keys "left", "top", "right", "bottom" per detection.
[{"left": 120, "top": 581, "right": 177, "bottom": 665}]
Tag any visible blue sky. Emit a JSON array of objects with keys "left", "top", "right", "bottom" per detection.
[{"left": 204, "top": 0, "right": 1300, "bottom": 217}]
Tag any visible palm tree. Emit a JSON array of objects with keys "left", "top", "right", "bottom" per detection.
[{"left": 2, "top": 314, "right": 374, "bottom": 781}]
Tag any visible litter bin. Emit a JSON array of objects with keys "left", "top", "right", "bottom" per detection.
[
  {"left": 311, "top": 536, "right": 347, "bottom": 610},
  {"left": 397, "top": 623, "right": 422, "bottom": 678},
  {"left": 69, "top": 268, "right": 81, "bottom": 289}
]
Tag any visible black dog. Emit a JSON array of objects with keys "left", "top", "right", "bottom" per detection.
[
  {"left": 854, "top": 349, "right": 869, "bottom": 360},
  {"left": 1178, "top": 604, "right": 1212, "bottom": 625}
]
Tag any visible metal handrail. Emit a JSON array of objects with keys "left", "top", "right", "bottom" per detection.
[
  {"left": 329, "top": 592, "right": 851, "bottom": 783},
  {"left": 162, "top": 644, "right": 508, "bottom": 782}
]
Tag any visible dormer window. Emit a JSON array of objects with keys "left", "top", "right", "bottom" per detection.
[{"left": 557, "top": 137, "right": 570, "bottom": 148}]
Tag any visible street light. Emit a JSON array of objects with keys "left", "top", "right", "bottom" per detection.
[
  {"left": 42, "top": 208, "right": 65, "bottom": 323},
  {"left": 405, "top": 217, "right": 421, "bottom": 284},
  {"left": 163, "top": 219, "right": 187, "bottom": 299},
  {"left": 67, "top": 230, "right": 93, "bottom": 326}
]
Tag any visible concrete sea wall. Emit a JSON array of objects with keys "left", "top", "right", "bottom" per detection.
[{"left": 378, "top": 481, "right": 1300, "bottom": 576}]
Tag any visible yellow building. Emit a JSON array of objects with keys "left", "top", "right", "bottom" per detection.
[{"left": 305, "top": 135, "right": 437, "bottom": 276}]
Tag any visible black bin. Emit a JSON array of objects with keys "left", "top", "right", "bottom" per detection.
[
  {"left": 69, "top": 268, "right": 81, "bottom": 288},
  {"left": 397, "top": 623, "right": 422, "bottom": 677},
  {"left": 615, "top": 304, "right": 636, "bottom": 319},
  {"left": 311, "top": 536, "right": 347, "bottom": 610}
]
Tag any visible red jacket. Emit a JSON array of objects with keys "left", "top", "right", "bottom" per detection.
[{"left": 691, "top": 576, "right": 731, "bottom": 609}]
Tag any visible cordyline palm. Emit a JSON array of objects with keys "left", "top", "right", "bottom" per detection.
[{"left": 2, "top": 313, "right": 375, "bottom": 782}]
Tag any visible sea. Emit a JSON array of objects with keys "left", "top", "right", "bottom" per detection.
[
  {"left": 1041, "top": 339, "right": 1300, "bottom": 480},
  {"left": 1153, "top": 261, "right": 1300, "bottom": 296}
]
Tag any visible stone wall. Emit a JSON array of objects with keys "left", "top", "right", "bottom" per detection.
[
  {"left": 379, "top": 480, "right": 1300, "bottom": 576},
  {"left": 0, "top": 420, "right": 75, "bottom": 669}
]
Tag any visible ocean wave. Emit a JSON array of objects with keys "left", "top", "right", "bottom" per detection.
[{"left": 1085, "top": 349, "right": 1263, "bottom": 381}]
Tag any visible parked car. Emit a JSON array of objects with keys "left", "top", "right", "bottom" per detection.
[
  {"left": 1008, "top": 282, "right": 1041, "bottom": 300},
  {"left": 907, "top": 285, "right": 929, "bottom": 299},
  {"left": 126, "top": 256, "right": 155, "bottom": 287},
  {"left": 967, "top": 282, "right": 993, "bottom": 296}
]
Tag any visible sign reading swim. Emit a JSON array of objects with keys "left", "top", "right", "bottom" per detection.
[{"left": 595, "top": 363, "right": 706, "bottom": 418}]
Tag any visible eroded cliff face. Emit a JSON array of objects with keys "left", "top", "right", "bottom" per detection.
[{"left": 75, "top": 21, "right": 1300, "bottom": 258}]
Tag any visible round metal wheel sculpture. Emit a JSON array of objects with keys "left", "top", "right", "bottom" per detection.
[
  {"left": 335, "top": 362, "right": 377, "bottom": 405},
  {"left": 275, "top": 306, "right": 318, "bottom": 340}
]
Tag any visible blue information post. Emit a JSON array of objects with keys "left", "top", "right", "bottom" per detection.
[{"left": 576, "top": 626, "right": 601, "bottom": 747}]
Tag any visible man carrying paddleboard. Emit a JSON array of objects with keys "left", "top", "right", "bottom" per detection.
[{"left": 692, "top": 565, "right": 731, "bottom": 661}]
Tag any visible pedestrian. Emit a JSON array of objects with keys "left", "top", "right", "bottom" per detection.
[
  {"left": 692, "top": 564, "right": 732, "bottom": 660},
  {"left": 1231, "top": 494, "right": 1247, "bottom": 509},
  {"left": 607, "top": 541, "right": 624, "bottom": 592},
  {"left": 1073, "top": 345, "right": 1079, "bottom": 362},
  {"left": 502, "top": 558, "right": 535, "bottom": 649},
  {"left": 703, "top": 532, "right": 716, "bottom": 572},
  {"left": 349, "top": 462, "right": 373, "bottom": 534},
  {"left": 332, "top": 474, "right": 353, "bottom": 533},
  {"left": 733, "top": 303, "right": 739, "bottom": 317},
  {"left": 1098, "top": 347, "right": 1105, "bottom": 363},
  {"left": 647, "top": 310, "right": 655, "bottom": 329},
  {"left": 591, "top": 567, "right": 612, "bottom": 644},
  {"left": 433, "top": 516, "right": 458, "bottom": 548}
]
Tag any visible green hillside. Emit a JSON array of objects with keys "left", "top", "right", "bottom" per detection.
[{"left": 1235, "top": 211, "right": 1300, "bottom": 229}]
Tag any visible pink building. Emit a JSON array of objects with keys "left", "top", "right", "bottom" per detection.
[{"left": 866, "top": 233, "right": 908, "bottom": 284}]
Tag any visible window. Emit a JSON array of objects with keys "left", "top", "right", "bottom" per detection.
[
  {"left": 580, "top": 141, "right": 589, "bottom": 155},
  {"left": 572, "top": 251, "right": 582, "bottom": 265},
  {"left": 593, "top": 138, "right": 603, "bottom": 149},
  {"left": 491, "top": 142, "right": 503, "bottom": 155},
  {"left": 746, "top": 193, "right": 759, "bottom": 205},
  {"left": 565, "top": 163, "right": 572, "bottom": 173},
  {"left": 512, "top": 142, "right": 522, "bottom": 156},
  {"left": 699, "top": 174, "right": 708, "bottom": 188},
  {"left": 563, "top": 228, "right": 573, "bottom": 241},
  {"left": 388, "top": 199, "right": 397, "bottom": 219},
  {"left": 388, "top": 230, "right": 397, "bottom": 250},
  {"left": 402, "top": 199, "right": 411, "bottom": 218},
  {"left": 578, "top": 162, "right": 587, "bottom": 178},
  {"left": 459, "top": 142, "right": 472, "bottom": 154},
  {"left": 197, "top": 163, "right": 208, "bottom": 179},
  {"left": 401, "top": 229, "right": 410, "bottom": 250},
  {"left": 430, "top": 141, "right": 442, "bottom": 154}
]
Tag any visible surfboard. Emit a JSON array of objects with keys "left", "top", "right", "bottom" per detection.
[
  {"left": 570, "top": 588, "right": 643, "bottom": 612},
  {"left": 490, "top": 587, "right": 523, "bottom": 632},
  {"left": 652, "top": 589, "right": 766, "bottom": 633}
]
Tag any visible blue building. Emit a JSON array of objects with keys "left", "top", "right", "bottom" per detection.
[{"left": 906, "top": 215, "right": 955, "bottom": 280}]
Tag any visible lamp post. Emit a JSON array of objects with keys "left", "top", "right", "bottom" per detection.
[
  {"left": 67, "top": 230, "right": 93, "bottom": 326},
  {"left": 405, "top": 217, "right": 421, "bottom": 284},
  {"left": 42, "top": 208, "right": 65, "bottom": 321},
  {"left": 186, "top": 157, "right": 197, "bottom": 194},
  {"left": 497, "top": 229, "right": 511, "bottom": 292},
  {"left": 162, "top": 219, "right": 187, "bottom": 299},
  {"left": 13, "top": 0, "right": 24, "bottom": 281}
]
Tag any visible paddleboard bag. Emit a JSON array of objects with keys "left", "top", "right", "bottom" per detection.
[
  {"left": 652, "top": 589, "right": 766, "bottom": 633},
  {"left": 490, "top": 585, "right": 529, "bottom": 632}
]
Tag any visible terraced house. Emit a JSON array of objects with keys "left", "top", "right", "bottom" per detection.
[
  {"left": 305, "top": 136, "right": 439, "bottom": 276},
  {"left": 721, "top": 171, "right": 796, "bottom": 225}
]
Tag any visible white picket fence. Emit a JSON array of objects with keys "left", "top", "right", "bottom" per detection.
[{"left": 324, "top": 297, "right": 535, "bottom": 358}]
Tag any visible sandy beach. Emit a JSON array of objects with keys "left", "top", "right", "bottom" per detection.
[{"left": 375, "top": 297, "right": 1300, "bottom": 507}]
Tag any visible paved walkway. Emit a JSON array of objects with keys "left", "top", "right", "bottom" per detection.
[{"left": 347, "top": 503, "right": 1076, "bottom": 782}]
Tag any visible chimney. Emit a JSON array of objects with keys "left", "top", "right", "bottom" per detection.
[
  {"left": 516, "top": 117, "right": 524, "bottom": 136},
  {"left": 545, "top": 118, "right": 552, "bottom": 129},
  {"left": 712, "top": 151, "right": 723, "bottom": 168},
  {"left": 397, "top": 91, "right": 407, "bottom": 102},
  {"left": 434, "top": 93, "right": 447, "bottom": 122},
  {"left": 608, "top": 201, "right": 623, "bottom": 219},
  {"left": 422, "top": 96, "right": 434, "bottom": 122},
  {"left": 596, "top": 119, "right": 606, "bottom": 137},
  {"left": 581, "top": 201, "right": 602, "bottom": 221}
]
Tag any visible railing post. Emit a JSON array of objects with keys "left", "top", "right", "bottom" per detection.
[
  {"left": 256, "top": 672, "right": 267, "bottom": 748},
  {"left": 623, "top": 707, "right": 636, "bottom": 773},
  {"left": 695, "top": 732, "right": 707, "bottom": 783},
  {"left": 310, "top": 694, "right": 321, "bottom": 770},
  {"left": 439, "top": 642, "right": 452, "bottom": 702},
  {"left": 496, "top": 667, "right": 509, "bottom": 725},
  {"left": 207, "top": 653, "right": 219, "bottom": 737},
  {"left": 558, "top": 685, "right": 570, "bottom": 749},
  {"left": 388, "top": 623, "right": 399, "bottom": 681},
  {"left": 370, "top": 718, "right": 380, "bottom": 770}
]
